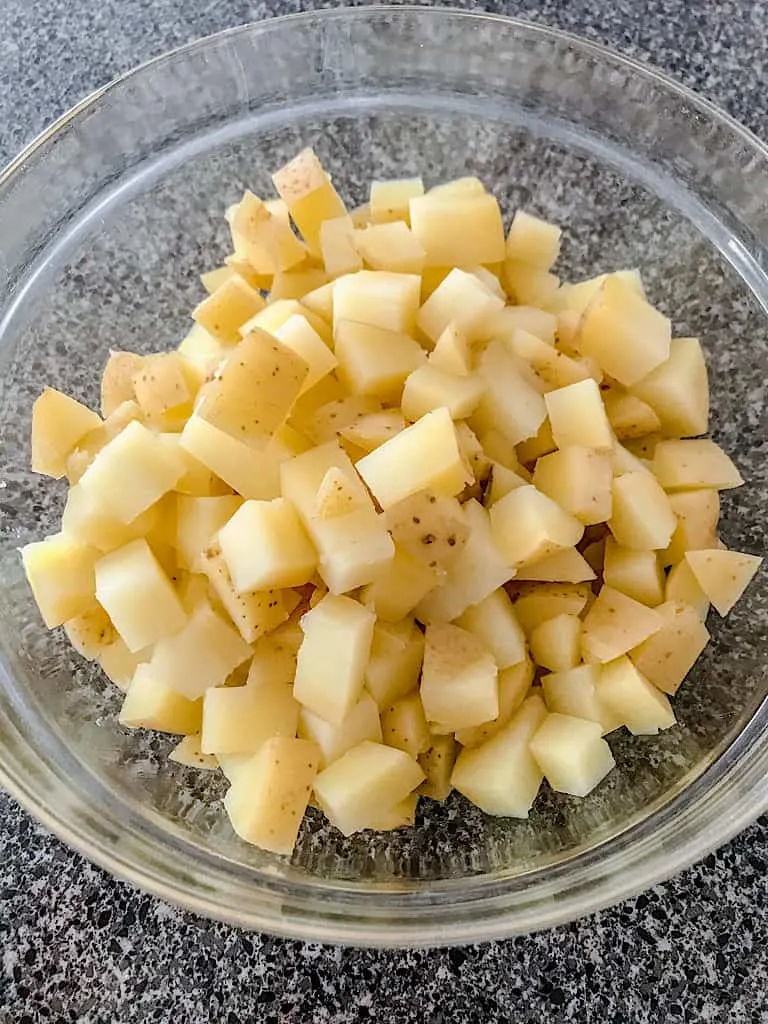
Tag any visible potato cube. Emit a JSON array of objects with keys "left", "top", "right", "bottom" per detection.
[
  {"left": 63, "top": 602, "right": 116, "bottom": 660},
  {"left": 169, "top": 733, "right": 218, "bottom": 770},
  {"left": 229, "top": 191, "right": 306, "bottom": 274},
  {"left": 298, "top": 692, "right": 382, "bottom": 769},
  {"left": 381, "top": 693, "right": 431, "bottom": 758},
  {"left": 577, "top": 276, "right": 671, "bottom": 386},
  {"left": 192, "top": 275, "right": 265, "bottom": 344},
  {"left": 532, "top": 446, "right": 612, "bottom": 525},
  {"left": 61, "top": 484, "right": 158, "bottom": 554},
  {"left": 119, "top": 663, "right": 201, "bottom": 735},
  {"left": 334, "top": 319, "right": 424, "bottom": 401},
  {"left": 456, "top": 588, "right": 526, "bottom": 669},
  {"left": 506, "top": 330, "right": 588, "bottom": 393},
  {"left": 452, "top": 694, "right": 547, "bottom": 816},
  {"left": 685, "top": 549, "right": 762, "bottom": 616},
  {"left": 294, "top": 594, "right": 375, "bottom": 724},
  {"left": 273, "top": 264, "right": 332, "bottom": 304},
  {"left": 490, "top": 485, "right": 583, "bottom": 568},
  {"left": 224, "top": 736, "right": 320, "bottom": 854},
  {"left": 247, "top": 632, "right": 298, "bottom": 689},
  {"left": 664, "top": 489, "right": 720, "bottom": 566},
  {"left": 429, "top": 323, "right": 472, "bottom": 376},
  {"left": 541, "top": 665, "right": 619, "bottom": 733},
  {"left": 370, "top": 177, "right": 424, "bottom": 224},
  {"left": 516, "top": 418, "right": 556, "bottom": 465},
  {"left": 476, "top": 305, "right": 557, "bottom": 347},
  {"left": 401, "top": 365, "right": 485, "bottom": 422},
  {"left": 272, "top": 147, "right": 346, "bottom": 251},
  {"left": 515, "top": 547, "right": 595, "bottom": 583},
  {"left": 631, "top": 337, "right": 709, "bottom": 437},
  {"left": 272, "top": 314, "right": 338, "bottom": 394},
  {"left": 603, "top": 538, "right": 664, "bottom": 606},
  {"left": 544, "top": 378, "right": 613, "bottom": 452},
  {"left": 301, "top": 281, "right": 334, "bottom": 323},
  {"left": 428, "top": 176, "right": 486, "bottom": 198},
  {"left": 365, "top": 618, "right": 425, "bottom": 708},
  {"left": 630, "top": 601, "right": 710, "bottom": 695},
  {"left": 132, "top": 352, "right": 196, "bottom": 427},
  {"left": 455, "top": 422, "right": 491, "bottom": 483},
  {"left": 339, "top": 411, "right": 406, "bottom": 454},
  {"left": 21, "top": 534, "right": 98, "bottom": 629},
  {"left": 364, "top": 795, "right": 418, "bottom": 831},
  {"left": 31, "top": 387, "right": 101, "bottom": 479},
  {"left": 101, "top": 351, "right": 145, "bottom": 416},
  {"left": 530, "top": 713, "right": 615, "bottom": 796},
  {"left": 361, "top": 544, "right": 439, "bottom": 622},
  {"left": 354, "top": 222, "right": 426, "bottom": 275},
  {"left": 416, "top": 268, "right": 504, "bottom": 345},
  {"left": 602, "top": 389, "right": 660, "bottom": 441},
  {"left": 530, "top": 614, "right": 582, "bottom": 672},
  {"left": 300, "top": 395, "right": 383, "bottom": 447},
  {"left": 333, "top": 271, "right": 421, "bottom": 335},
  {"left": 505, "top": 210, "right": 561, "bottom": 269},
  {"left": 473, "top": 340, "right": 547, "bottom": 446},
  {"left": 502, "top": 262, "right": 559, "bottom": 307},
  {"left": 201, "top": 681, "right": 298, "bottom": 753},
  {"left": 665, "top": 559, "right": 710, "bottom": 620},
  {"left": 409, "top": 192, "right": 506, "bottom": 267},
  {"left": 581, "top": 586, "right": 663, "bottom": 663},
  {"left": 420, "top": 623, "right": 498, "bottom": 731},
  {"left": 175, "top": 495, "right": 242, "bottom": 572},
  {"left": 313, "top": 741, "right": 424, "bottom": 836},
  {"left": 608, "top": 471, "right": 677, "bottom": 551},
  {"left": 217, "top": 498, "right": 317, "bottom": 593},
  {"left": 311, "top": 467, "right": 366, "bottom": 518},
  {"left": 385, "top": 490, "right": 469, "bottom": 570},
  {"left": 418, "top": 734, "right": 458, "bottom": 801},
  {"left": 595, "top": 656, "right": 675, "bottom": 735},
  {"left": 507, "top": 581, "right": 590, "bottom": 633},
  {"left": 199, "top": 544, "right": 293, "bottom": 643},
  {"left": 610, "top": 442, "right": 651, "bottom": 479},
  {"left": 653, "top": 439, "right": 743, "bottom": 492},
  {"left": 453, "top": 659, "right": 535, "bottom": 747},
  {"left": 180, "top": 416, "right": 286, "bottom": 500},
  {"left": 240, "top": 298, "right": 333, "bottom": 346},
  {"left": 98, "top": 638, "right": 147, "bottom": 691},
  {"left": 320, "top": 215, "right": 362, "bottom": 277}
]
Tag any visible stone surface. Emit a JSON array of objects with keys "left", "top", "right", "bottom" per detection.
[{"left": 1, "top": 1, "right": 767, "bottom": 1021}]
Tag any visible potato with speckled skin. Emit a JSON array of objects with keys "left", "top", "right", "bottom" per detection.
[
  {"left": 272, "top": 148, "right": 346, "bottom": 255},
  {"left": 581, "top": 586, "right": 663, "bottom": 664},
  {"left": 381, "top": 693, "right": 431, "bottom": 758},
  {"left": 201, "top": 681, "right": 298, "bottom": 754},
  {"left": 507, "top": 582, "right": 591, "bottom": 633},
  {"left": 385, "top": 490, "right": 469, "bottom": 570},
  {"left": 652, "top": 439, "right": 743, "bottom": 491},
  {"left": 533, "top": 446, "right": 613, "bottom": 526},
  {"left": 418, "top": 734, "right": 457, "bottom": 801},
  {"left": 685, "top": 549, "right": 762, "bottom": 616},
  {"left": 630, "top": 601, "right": 710, "bottom": 695}
]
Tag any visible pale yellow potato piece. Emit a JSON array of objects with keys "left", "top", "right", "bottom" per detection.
[
  {"left": 159, "top": 434, "right": 227, "bottom": 498},
  {"left": 608, "top": 471, "right": 677, "bottom": 551},
  {"left": 229, "top": 192, "right": 305, "bottom": 275},
  {"left": 314, "top": 740, "right": 423, "bottom": 837},
  {"left": 339, "top": 411, "right": 406, "bottom": 453},
  {"left": 602, "top": 389, "right": 661, "bottom": 440},
  {"left": 132, "top": 352, "right": 195, "bottom": 427},
  {"left": 169, "top": 733, "right": 218, "bottom": 770},
  {"left": 401, "top": 365, "right": 485, "bottom": 422},
  {"left": 631, "top": 337, "right": 709, "bottom": 437},
  {"left": 417, "top": 268, "right": 504, "bottom": 345},
  {"left": 98, "top": 638, "right": 147, "bottom": 691},
  {"left": 381, "top": 692, "right": 431, "bottom": 758},
  {"left": 334, "top": 319, "right": 424, "bottom": 402},
  {"left": 473, "top": 340, "right": 547, "bottom": 446},
  {"left": 505, "top": 210, "right": 561, "bottom": 269},
  {"left": 418, "top": 734, "right": 458, "bottom": 801},
  {"left": 201, "top": 680, "right": 299, "bottom": 754},
  {"left": 247, "top": 632, "right": 298, "bottom": 689},
  {"left": 95, "top": 538, "right": 187, "bottom": 652},
  {"left": 507, "top": 329, "right": 589, "bottom": 392},
  {"left": 301, "top": 281, "right": 334, "bottom": 324},
  {"left": 300, "top": 395, "right": 383, "bottom": 447},
  {"left": 272, "top": 314, "right": 338, "bottom": 394},
  {"left": 101, "top": 351, "right": 145, "bottom": 417},
  {"left": 516, "top": 418, "right": 556, "bottom": 464},
  {"left": 21, "top": 533, "right": 98, "bottom": 629},
  {"left": 311, "top": 467, "right": 366, "bottom": 518},
  {"left": 224, "top": 736, "right": 320, "bottom": 854},
  {"left": 365, "top": 795, "right": 418, "bottom": 831},
  {"left": 218, "top": 497, "right": 317, "bottom": 592},
  {"left": 455, "top": 588, "right": 527, "bottom": 670},
  {"left": 652, "top": 439, "right": 744, "bottom": 492},
  {"left": 630, "top": 601, "right": 710, "bottom": 695},
  {"left": 428, "top": 322, "right": 472, "bottom": 376},
  {"left": 409, "top": 192, "right": 505, "bottom": 267},
  {"left": 665, "top": 559, "right": 710, "bottom": 620},
  {"left": 361, "top": 544, "right": 440, "bottom": 622},
  {"left": 540, "top": 664, "right": 619, "bottom": 734},
  {"left": 420, "top": 623, "right": 498, "bottom": 732},
  {"left": 476, "top": 305, "right": 558, "bottom": 346},
  {"left": 177, "top": 323, "right": 228, "bottom": 379},
  {"left": 319, "top": 215, "right": 362, "bottom": 277},
  {"left": 610, "top": 442, "right": 653, "bottom": 478},
  {"left": 544, "top": 378, "right": 613, "bottom": 452},
  {"left": 63, "top": 602, "right": 116, "bottom": 661},
  {"left": 272, "top": 263, "right": 331, "bottom": 303},
  {"left": 175, "top": 495, "right": 242, "bottom": 572},
  {"left": 192, "top": 275, "right": 266, "bottom": 344},
  {"left": 119, "top": 663, "right": 201, "bottom": 735},
  {"left": 294, "top": 594, "right": 375, "bottom": 725},
  {"left": 501, "top": 262, "right": 559, "bottom": 307},
  {"left": 369, "top": 177, "right": 424, "bottom": 224},
  {"left": 240, "top": 298, "right": 333, "bottom": 347},
  {"left": 515, "top": 547, "right": 595, "bottom": 583},
  {"left": 581, "top": 585, "right": 663, "bottom": 663},
  {"left": 577, "top": 275, "right": 671, "bottom": 386},
  {"left": 298, "top": 692, "right": 382, "bottom": 769},
  {"left": 490, "top": 484, "right": 583, "bottom": 568},
  {"left": 453, "top": 659, "right": 535, "bottom": 747},
  {"left": 663, "top": 489, "right": 720, "bottom": 566},
  {"left": 272, "top": 147, "right": 346, "bottom": 254},
  {"left": 428, "top": 176, "right": 486, "bottom": 198},
  {"left": 31, "top": 387, "right": 102, "bottom": 479},
  {"left": 508, "top": 581, "right": 590, "bottom": 633},
  {"left": 532, "top": 446, "right": 613, "bottom": 526},
  {"left": 333, "top": 271, "right": 421, "bottom": 335},
  {"left": 530, "top": 712, "right": 615, "bottom": 797},
  {"left": 199, "top": 543, "right": 295, "bottom": 643},
  {"left": 479, "top": 428, "right": 530, "bottom": 475},
  {"left": 530, "top": 614, "right": 582, "bottom": 672},
  {"left": 354, "top": 222, "right": 426, "bottom": 275},
  {"left": 452, "top": 694, "right": 547, "bottom": 816},
  {"left": 595, "top": 656, "right": 676, "bottom": 735},
  {"left": 385, "top": 490, "right": 469, "bottom": 570},
  {"left": 561, "top": 269, "right": 645, "bottom": 316},
  {"left": 61, "top": 483, "right": 158, "bottom": 554},
  {"left": 685, "top": 549, "right": 762, "bottom": 616},
  {"left": 603, "top": 537, "right": 664, "bottom": 606},
  {"left": 455, "top": 422, "right": 492, "bottom": 484}
]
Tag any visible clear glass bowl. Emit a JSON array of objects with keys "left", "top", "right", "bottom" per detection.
[{"left": 0, "top": 7, "right": 766, "bottom": 947}]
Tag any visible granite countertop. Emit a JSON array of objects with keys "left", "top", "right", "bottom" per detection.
[{"left": 1, "top": 0, "right": 767, "bottom": 1020}]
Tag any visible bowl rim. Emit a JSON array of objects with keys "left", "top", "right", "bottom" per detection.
[{"left": 1, "top": 5, "right": 767, "bottom": 947}]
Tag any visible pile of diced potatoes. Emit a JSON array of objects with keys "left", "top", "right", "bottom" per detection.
[{"left": 22, "top": 147, "right": 763, "bottom": 857}]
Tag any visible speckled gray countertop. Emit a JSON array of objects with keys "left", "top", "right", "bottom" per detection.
[{"left": 1, "top": 1, "right": 767, "bottom": 1021}]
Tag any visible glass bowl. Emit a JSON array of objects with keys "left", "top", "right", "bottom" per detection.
[{"left": 0, "top": 7, "right": 766, "bottom": 948}]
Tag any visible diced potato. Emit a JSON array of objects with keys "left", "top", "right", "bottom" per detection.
[
  {"left": 177, "top": 325, "right": 231, "bottom": 385},
  {"left": 63, "top": 602, "right": 116, "bottom": 660},
  {"left": 505, "top": 211, "right": 561, "bottom": 269},
  {"left": 217, "top": 498, "right": 317, "bottom": 592},
  {"left": 485, "top": 464, "right": 529, "bottom": 507},
  {"left": 625, "top": 433, "right": 663, "bottom": 460},
  {"left": 293, "top": 594, "right": 375, "bottom": 724},
  {"left": 473, "top": 340, "right": 547, "bottom": 446},
  {"left": 516, "top": 418, "right": 556, "bottom": 465},
  {"left": 581, "top": 586, "right": 663, "bottom": 663},
  {"left": 479, "top": 429, "right": 530, "bottom": 475},
  {"left": 201, "top": 680, "right": 298, "bottom": 753},
  {"left": 529, "top": 713, "right": 615, "bottom": 797},
  {"left": 608, "top": 471, "right": 677, "bottom": 550},
  {"left": 180, "top": 415, "right": 288, "bottom": 500},
  {"left": 311, "top": 467, "right": 366, "bottom": 518},
  {"left": 298, "top": 692, "right": 382, "bottom": 769},
  {"left": 602, "top": 389, "right": 661, "bottom": 441},
  {"left": 507, "top": 331, "right": 587, "bottom": 394},
  {"left": 320, "top": 215, "right": 363, "bottom": 277},
  {"left": 515, "top": 547, "right": 595, "bottom": 583},
  {"left": 131, "top": 352, "right": 196, "bottom": 427},
  {"left": 224, "top": 736, "right": 320, "bottom": 854},
  {"left": 541, "top": 664, "right": 619, "bottom": 733},
  {"left": 428, "top": 323, "right": 472, "bottom": 376},
  {"left": 98, "top": 638, "right": 147, "bottom": 691},
  {"left": 339, "top": 411, "right": 405, "bottom": 453},
  {"left": 501, "top": 262, "right": 559, "bottom": 307},
  {"left": 240, "top": 298, "right": 333, "bottom": 347},
  {"left": 229, "top": 192, "right": 306, "bottom": 274},
  {"left": 381, "top": 692, "right": 431, "bottom": 757},
  {"left": 272, "top": 147, "right": 346, "bottom": 254},
  {"left": 420, "top": 623, "right": 498, "bottom": 731},
  {"left": 577, "top": 275, "right": 671, "bottom": 386},
  {"left": 685, "top": 549, "right": 762, "bottom": 616},
  {"left": 273, "top": 264, "right": 331, "bottom": 303},
  {"left": 665, "top": 559, "right": 710, "bottom": 620},
  {"left": 300, "top": 395, "right": 383, "bottom": 447},
  {"left": 453, "top": 659, "right": 535, "bottom": 747},
  {"left": 354, "top": 222, "right": 426, "bottom": 275},
  {"left": 94, "top": 538, "right": 187, "bottom": 652},
  {"left": 456, "top": 588, "right": 526, "bottom": 669},
  {"left": 602, "top": 538, "right": 664, "bottom": 606},
  {"left": 544, "top": 379, "right": 613, "bottom": 452},
  {"left": 631, "top": 337, "right": 709, "bottom": 437},
  {"left": 247, "top": 633, "right": 297, "bottom": 689},
  {"left": 417, "top": 268, "right": 504, "bottom": 345},
  {"left": 169, "top": 733, "right": 218, "bottom": 770},
  {"left": 199, "top": 543, "right": 294, "bottom": 643},
  {"left": 118, "top": 663, "right": 201, "bottom": 735},
  {"left": 418, "top": 734, "right": 458, "bottom": 801},
  {"left": 455, "top": 423, "right": 491, "bottom": 484},
  {"left": 361, "top": 544, "right": 440, "bottom": 622},
  {"left": 21, "top": 533, "right": 97, "bottom": 630},
  {"left": 31, "top": 387, "right": 102, "bottom": 479},
  {"left": 400, "top": 365, "right": 484, "bottom": 422},
  {"left": 365, "top": 795, "right": 418, "bottom": 831},
  {"left": 663, "top": 489, "right": 720, "bottom": 566},
  {"left": 61, "top": 483, "right": 158, "bottom": 553},
  {"left": 175, "top": 495, "right": 243, "bottom": 572},
  {"left": 477, "top": 305, "right": 558, "bottom": 347},
  {"left": 409, "top": 192, "right": 505, "bottom": 267},
  {"left": 313, "top": 741, "right": 424, "bottom": 837},
  {"left": 428, "top": 176, "right": 487, "bottom": 198},
  {"left": 334, "top": 320, "right": 424, "bottom": 401},
  {"left": 451, "top": 694, "right": 547, "bottom": 816},
  {"left": 369, "top": 177, "right": 424, "bottom": 224},
  {"left": 301, "top": 281, "right": 334, "bottom": 323},
  {"left": 530, "top": 614, "right": 582, "bottom": 672},
  {"left": 385, "top": 490, "right": 469, "bottom": 570},
  {"left": 364, "top": 617, "right": 424, "bottom": 708},
  {"left": 489, "top": 484, "right": 583, "bottom": 568},
  {"left": 630, "top": 601, "right": 710, "bottom": 695},
  {"left": 652, "top": 439, "right": 744, "bottom": 492},
  {"left": 272, "top": 314, "right": 338, "bottom": 394},
  {"left": 595, "top": 656, "right": 675, "bottom": 735},
  {"left": 562, "top": 269, "right": 645, "bottom": 316},
  {"left": 101, "top": 352, "right": 145, "bottom": 417},
  {"left": 333, "top": 271, "right": 421, "bottom": 335},
  {"left": 507, "top": 582, "right": 590, "bottom": 633},
  {"left": 192, "top": 275, "right": 266, "bottom": 344}
]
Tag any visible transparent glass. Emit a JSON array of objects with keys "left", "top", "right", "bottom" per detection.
[{"left": 0, "top": 8, "right": 766, "bottom": 947}]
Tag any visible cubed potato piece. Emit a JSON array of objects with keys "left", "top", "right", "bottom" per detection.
[
  {"left": 665, "top": 559, "right": 710, "bottom": 620},
  {"left": 314, "top": 740, "right": 424, "bottom": 836},
  {"left": 409, "top": 192, "right": 505, "bottom": 267},
  {"left": 132, "top": 352, "right": 196, "bottom": 427},
  {"left": 508, "top": 582, "right": 590, "bottom": 633},
  {"left": 21, "top": 534, "right": 98, "bottom": 629},
  {"left": 240, "top": 298, "right": 333, "bottom": 347},
  {"left": 577, "top": 276, "right": 671, "bottom": 386},
  {"left": 625, "top": 434, "right": 663, "bottom": 460},
  {"left": 224, "top": 736, "right": 320, "bottom": 854},
  {"left": 201, "top": 681, "right": 298, "bottom": 753},
  {"left": 192, "top": 275, "right": 266, "bottom": 344},
  {"left": 516, "top": 418, "right": 556, "bottom": 465},
  {"left": 100, "top": 351, "right": 145, "bottom": 417},
  {"left": 364, "top": 795, "right": 418, "bottom": 831},
  {"left": 98, "top": 638, "right": 147, "bottom": 691},
  {"left": 94, "top": 538, "right": 186, "bottom": 652},
  {"left": 196, "top": 329, "right": 308, "bottom": 449},
  {"left": 663, "top": 489, "right": 720, "bottom": 566},
  {"left": 385, "top": 490, "right": 469, "bottom": 570},
  {"left": 595, "top": 656, "right": 675, "bottom": 735},
  {"left": 485, "top": 464, "right": 529, "bottom": 507},
  {"left": 415, "top": 500, "right": 515, "bottom": 623},
  {"left": 544, "top": 378, "right": 613, "bottom": 452},
  {"left": 417, "top": 268, "right": 504, "bottom": 345},
  {"left": 356, "top": 407, "right": 470, "bottom": 509},
  {"left": 361, "top": 544, "right": 440, "bottom": 622},
  {"left": 631, "top": 337, "right": 709, "bottom": 437},
  {"left": 530, "top": 614, "right": 582, "bottom": 672},
  {"left": 428, "top": 323, "right": 472, "bottom": 376},
  {"left": 334, "top": 319, "right": 424, "bottom": 401},
  {"left": 489, "top": 485, "right": 584, "bottom": 568},
  {"left": 581, "top": 585, "right": 663, "bottom": 663},
  {"left": 601, "top": 389, "right": 661, "bottom": 441},
  {"left": 477, "top": 305, "right": 558, "bottom": 347},
  {"left": 364, "top": 620, "right": 424, "bottom": 715},
  {"left": 272, "top": 147, "right": 346, "bottom": 254},
  {"left": 532, "top": 446, "right": 613, "bottom": 526},
  {"left": 370, "top": 177, "right": 424, "bottom": 224},
  {"left": 272, "top": 314, "right": 338, "bottom": 394},
  {"left": 229, "top": 192, "right": 306, "bottom": 274},
  {"left": 685, "top": 549, "right": 762, "bottom": 616},
  {"left": 530, "top": 713, "right": 615, "bottom": 796},
  {"left": 272, "top": 263, "right": 332, "bottom": 302},
  {"left": 294, "top": 595, "right": 375, "bottom": 724},
  {"left": 608, "top": 471, "right": 677, "bottom": 551},
  {"left": 456, "top": 588, "right": 526, "bottom": 669},
  {"left": 63, "top": 602, "right": 116, "bottom": 661},
  {"left": 428, "top": 176, "right": 486, "bottom": 198},
  {"left": 339, "top": 411, "right": 406, "bottom": 453},
  {"left": 453, "top": 659, "right": 535, "bottom": 747},
  {"left": 507, "top": 329, "right": 589, "bottom": 393},
  {"left": 311, "top": 467, "right": 367, "bottom": 518},
  {"left": 502, "top": 262, "right": 560, "bottom": 307},
  {"left": 169, "top": 733, "right": 218, "bottom": 770},
  {"left": 630, "top": 600, "right": 710, "bottom": 695},
  {"left": 61, "top": 483, "right": 158, "bottom": 553},
  {"left": 301, "top": 281, "right": 334, "bottom": 324},
  {"left": 473, "top": 340, "right": 547, "bottom": 446},
  {"left": 381, "top": 693, "right": 431, "bottom": 758},
  {"left": 603, "top": 538, "right": 664, "bottom": 606},
  {"left": 298, "top": 692, "right": 382, "bottom": 769},
  {"left": 455, "top": 423, "right": 491, "bottom": 485},
  {"left": 541, "top": 664, "right": 619, "bottom": 734},
  {"left": 119, "top": 663, "right": 201, "bottom": 735},
  {"left": 199, "top": 543, "right": 293, "bottom": 643},
  {"left": 333, "top": 271, "right": 421, "bottom": 335},
  {"left": 31, "top": 387, "right": 101, "bottom": 479},
  {"left": 160, "top": 435, "right": 227, "bottom": 498},
  {"left": 180, "top": 416, "right": 286, "bottom": 500},
  {"left": 217, "top": 498, "right": 317, "bottom": 592},
  {"left": 354, "top": 222, "right": 426, "bottom": 275},
  {"left": 515, "top": 547, "right": 595, "bottom": 583},
  {"left": 175, "top": 495, "right": 242, "bottom": 572},
  {"left": 653, "top": 439, "right": 743, "bottom": 492},
  {"left": 78, "top": 420, "right": 185, "bottom": 525},
  {"left": 247, "top": 631, "right": 298, "bottom": 688},
  {"left": 300, "top": 396, "right": 383, "bottom": 447},
  {"left": 418, "top": 734, "right": 458, "bottom": 801},
  {"left": 505, "top": 211, "right": 561, "bottom": 269},
  {"left": 479, "top": 428, "right": 530, "bottom": 475},
  {"left": 177, "top": 326, "right": 231, "bottom": 386},
  {"left": 401, "top": 365, "right": 485, "bottom": 422},
  {"left": 452, "top": 694, "right": 547, "bottom": 816},
  {"left": 420, "top": 623, "right": 498, "bottom": 731},
  {"left": 320, "top": 215, "right": 362, "bottom": 277}
]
